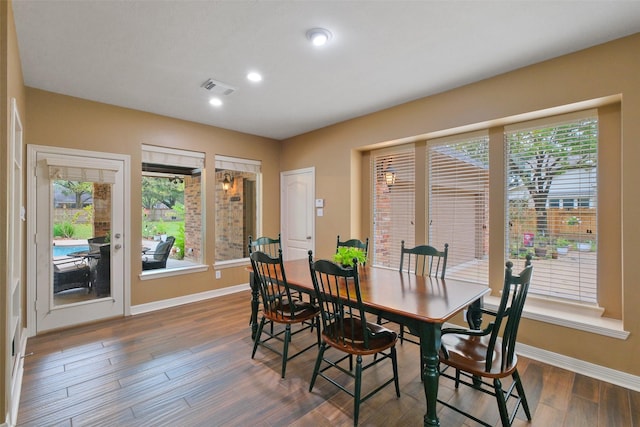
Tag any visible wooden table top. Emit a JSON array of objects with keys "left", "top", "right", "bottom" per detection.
[{"left": 282, "top": 258, "right": 490, "bottom": 324}]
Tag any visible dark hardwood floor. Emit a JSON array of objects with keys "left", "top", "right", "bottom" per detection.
[{"left": 17, "top": 291, "right": 640, "bottom": 426}]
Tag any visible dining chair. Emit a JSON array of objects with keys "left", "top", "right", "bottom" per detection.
[
  {"left": 250, "top": 249, "right": 320, "bottom": 378},
  {"left": 336, "top": 235, "right": 369, "bottom": 265},
  {"left": 380, "top": 240, "right": 448, "bottom": 379},
  {"left": 438, "top": 260, "right": 534, "bottom": 427},
  {"left": 248, "top": 233, "right": 281, "bottom": 257},
  {"left": 308, "top": 251, "right": 400, "bottom": 427}
]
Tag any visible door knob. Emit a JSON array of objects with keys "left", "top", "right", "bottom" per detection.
[
  {"left": 114, "top": 244, "right": 122, "bottom": 250},
  {"left": 306, "top": 236, "right": 312, "bottom": 239},
  {"left": 114, "top": 233, "right": 121, "bottom": 239}
]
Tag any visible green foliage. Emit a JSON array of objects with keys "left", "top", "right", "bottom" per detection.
[
  {"left": 53, "top": 221, "right": 76, "bottom": 238},
  {"left": 142, "top": 176, "right": 184, "bottom": 210},
  {"left": 54, "top": 180, "right": 93, "bottom": 208},
  {"left": 333, "top": 247, "right": 367, "bottom": 267},
  {"left": 556, "top": 238, "right": 570, "bottom": 247},
  {"left": 173, "top": 223, "right": 185, "bottom": 260}
]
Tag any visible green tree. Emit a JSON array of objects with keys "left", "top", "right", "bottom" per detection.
[
  {"left": 507, "top": 118, "right": 597, "bottom": 235},
  {"left": 141, "top": 176, "right": 184, "bottom": 210},
  {"left": 55, "top": 180, "right": 93, "bottom": 208}
]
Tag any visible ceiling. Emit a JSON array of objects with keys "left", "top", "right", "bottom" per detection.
[{"left": 12, "top": 1, "right": 640, "bottom": 140}]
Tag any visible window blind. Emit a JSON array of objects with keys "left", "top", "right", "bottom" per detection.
[
  {"left": 142, "top": 144, "right": 205, "bottom": 169},
  {"left": 506, "top": 113, "right": 598, "bottom": 304},
  {"left": 428, "top": 134, "right": 489, "bottom": 284},
  {"left": 46, "top": 158, "right": 117, "bottom": 184},
  {"left": 372, "top": 146, "right": 415, "bottom": 269}
]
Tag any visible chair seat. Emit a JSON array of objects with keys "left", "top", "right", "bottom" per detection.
[
  {"left": 265, "top": 300, "right": 320, "bottom": 324},
  {"left": 440, "top": 334, "right": 518, "bottom": 379},
  {"left": 324, "top": 318, "right": 397, "bottom": 355}
]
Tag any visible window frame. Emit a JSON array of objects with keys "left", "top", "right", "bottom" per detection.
[{"left": 140, "top": 145, "right": 207, "bottom": 278}]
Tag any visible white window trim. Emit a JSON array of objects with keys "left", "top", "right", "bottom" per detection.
[{"left": 482, "top": 294, "right": 628, "bottom": 339}]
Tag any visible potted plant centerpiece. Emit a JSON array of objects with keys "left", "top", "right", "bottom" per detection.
[{"left": 333, "top": 246, "right": 367, "bottom": 268}]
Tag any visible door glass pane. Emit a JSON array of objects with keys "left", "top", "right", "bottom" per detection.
[{"left": 52, "top": 179, "right": 111, "bottom": 305}]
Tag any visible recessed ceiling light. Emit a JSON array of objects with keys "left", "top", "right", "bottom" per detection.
[
  {"left": 247, "top": 72, "right": 262, "bottom": 82},
  {"left": 209, "top": 97, "right": 223, "bottom": 107},
  {"left": 306, "top": 28, "right": 332, "bottom": 47}
]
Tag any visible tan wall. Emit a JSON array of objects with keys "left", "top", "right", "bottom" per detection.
[
  {"left": 2, "top": 0, "right": 27, "bottom": 422},
  {"left": 25, "top": 88, "right": 282, "bottom": 305},
  {"left": 281, "top": 34, "right": 640, "bottom": 376}
]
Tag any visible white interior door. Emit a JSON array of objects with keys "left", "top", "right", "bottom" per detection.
[
  {"left": 281, "top": 168, "right": 315, "bottom": 260},
  {"left": 29, "top": 147, "right": 128, "bottom": 333}
]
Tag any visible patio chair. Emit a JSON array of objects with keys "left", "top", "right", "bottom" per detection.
[
  {"left": 142, "top": 236, "right": 175, "bottom": 270},
  {"left": 53, "top": 257, "right": 90, "bottom": 293}
]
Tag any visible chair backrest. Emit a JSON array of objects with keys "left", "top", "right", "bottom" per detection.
[
  {"left": 399, "top": 240, "right": 448, "bottom": 278},
  {"left": 249, "top": 249, "right": 297, "bottom": 320},
  {"left": 88, "top": 235, "right": 109, "bottom": 254},
  {"left": 336, "top": 235, "right": 369, "bottom": 265},
  {"left": 248, "top": 234, "right": 282, "bottom": 258},
  {"left": 484, "top": 260, "right": 533, "bottom": 372},
  {"left": 308, "top": 251, "right": 373, "bottom": 349},
  {"left": 153, "top": 236, "right": 175, "bottom": 261}
]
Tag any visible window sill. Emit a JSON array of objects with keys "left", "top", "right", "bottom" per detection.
[
  {"left": 482, "top": 294, "right": 629, "bottom": 339},
  {"left": 214, "top": 258, "right": 250, "bottom": 270},
  {"left": 139, "top": 264, "right": 209, "bottom": 280}
]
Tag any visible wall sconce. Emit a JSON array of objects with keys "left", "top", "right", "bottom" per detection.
[
  {"left": 222, "top": 173, "right": 234, "bottom": 192},
  {"left": 384, "top": 167, "right": 396, "bottom": 187}
]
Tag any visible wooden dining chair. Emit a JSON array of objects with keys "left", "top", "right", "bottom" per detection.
[
  {"left": 308, "top": 251, "right": 400, "bottom": 427},
  {"left": 380, "top": 240, "right": 449, "bottom": 379},
  {"left": 248, "top": 233, "right": 281, "bottom": 257},
  {"left": 336, "top": 235, "right": 369, "bottom": 264},
  {"left": 250, "top": 249, "right": 320, "bottom": 378},
  {"left": 438, "top": 260, "right": 534, "bottom": 427}
]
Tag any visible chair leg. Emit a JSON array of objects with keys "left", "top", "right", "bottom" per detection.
[
  {"left": 391, "top": 346, "right": 400, "bottom": 397},
  {"left": 399, "top": 324, "right": 405, "bottom": 344},
  {"left": 252, "top": 317, "right": 266, "bottom": 358},
  {"left": 309, "top": 343, "right": 326, "bottom": 391},
  {"left": 315, "top": 317, "right": 321, "bottom": 346},
  {"left": 353, "top": 355, "right": 363, "bottom": 427},
  {"left": 493, "top": 378, "right": 510, "bottom": 427},
  {"left": 281, "top": 324, "right": 291, "bottom": 378},
  {"left": 513, "top": 369, "right": 532, "bottom": 420}
]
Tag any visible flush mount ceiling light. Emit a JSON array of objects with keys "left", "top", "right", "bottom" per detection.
[
  {"left": 209, "top": 97, "right": 223, "bottom": 107},
  {"left": 247, "top": 72, "right": 262, "bottom": 82},
  {"left": 306, "top": 28, "right": 332, "bottom": 46}
]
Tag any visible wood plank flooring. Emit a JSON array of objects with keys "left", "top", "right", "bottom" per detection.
[{"left": 17, "top": 291, "right": 640, "bottom": 426}]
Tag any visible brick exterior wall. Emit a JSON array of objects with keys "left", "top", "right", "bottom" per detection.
[
  {"left": 93, "top": 183, "right": 111, "bottom": 238},
  {"left": 184, "top": 175, "right": 202, "bottom": 262}
]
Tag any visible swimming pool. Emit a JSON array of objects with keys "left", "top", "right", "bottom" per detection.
[{"left": 53, "top": 245, "right": 89, "bottom": 257}]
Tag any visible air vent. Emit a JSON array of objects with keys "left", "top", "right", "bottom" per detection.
[{"left": 201, "top": 78, "right": 236, "bottom": 96}]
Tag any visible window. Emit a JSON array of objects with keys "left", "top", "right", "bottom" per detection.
[
  {"left": 427, "top": 134, "right": 490, "bottom": 284},
  {"left": 371, "top": 146, "right": 415, "bottom": 268},
  {"left": 142, "top": 145, "right": 204, "bottom": 270},
  {"left": 506, "top": 113, "right": 598, "bottom": 303},
  {"left": 215, "top": 155, "right": 261, "bottom": 263}
]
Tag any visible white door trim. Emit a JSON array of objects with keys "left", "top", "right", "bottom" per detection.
[{"left": 26, "top": 145, "right": 131, "bottom": 337}]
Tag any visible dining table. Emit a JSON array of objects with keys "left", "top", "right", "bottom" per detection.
[{"left": 248, "top": 257, "right": 490, "bottom": 427}]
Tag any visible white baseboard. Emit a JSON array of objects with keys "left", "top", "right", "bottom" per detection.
[
  {"left": 130, "top": 283, "right": 250, "bottom": 315},
  {"left": 516, "top": 342, "right": 640, "bottom": 392}
]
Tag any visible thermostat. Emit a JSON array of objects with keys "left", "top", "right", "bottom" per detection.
[{"left": 315, "top": 198, "right": 324, "bottom": 208}]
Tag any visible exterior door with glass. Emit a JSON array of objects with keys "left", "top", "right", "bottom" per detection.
[{"left": 30, "top": 147, "right": 128, "bottom": 333}]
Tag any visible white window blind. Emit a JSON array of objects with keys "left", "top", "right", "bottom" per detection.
[
  {"left": 372, "top": 146, "right": 415, "bottom": 269},
  {"left": 46, "top": 158, "right": 117, "bottom": 184},
  {"left": 506, "top": 112, "right": 598, "bottom": 304},
  {"left": 428, "top": 134, "right": 489, "bottom": 284},
  {"left": 215, "top": 155, "right": 261, "bottom": 173},
  {"left": 142, "top": 144, "right": 205, "bottom": 169}
]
